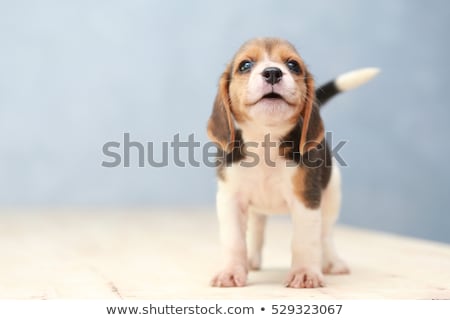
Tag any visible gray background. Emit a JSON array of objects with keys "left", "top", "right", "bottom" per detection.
[{"left": 1, "top": 0, "right": 449, "bottom": 242}]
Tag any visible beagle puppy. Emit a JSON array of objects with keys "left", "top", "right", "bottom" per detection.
[{"left": 207, "top": 38, "right": 378, "bottom": 288}]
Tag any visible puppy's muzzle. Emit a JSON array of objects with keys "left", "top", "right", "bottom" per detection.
[{"left": 262, "top": 67, "right": 283, "bottom": 85}]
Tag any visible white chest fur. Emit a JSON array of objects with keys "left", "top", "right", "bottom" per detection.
[{"left": 219, "top": 139, "right": 296, "bottom": 215}]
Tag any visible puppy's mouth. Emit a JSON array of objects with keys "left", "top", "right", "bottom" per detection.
[
  {"left": 261, "top": 92, "right": 283, "bottom": 100},
  {"left": 247, "top": 91, "right": 294, "bottom": 107}
]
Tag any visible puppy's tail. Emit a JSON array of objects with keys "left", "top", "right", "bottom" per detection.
[{"left": 315, "top": 67, "right": 380, "bottom": 107}]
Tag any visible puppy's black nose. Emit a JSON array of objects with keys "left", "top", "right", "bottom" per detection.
[{"left": 262, "top": 67, "right": 283, "bottom": 85}]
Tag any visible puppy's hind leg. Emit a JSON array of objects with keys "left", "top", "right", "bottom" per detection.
[
  {"left": 247, "top": 211, "right": 267, "bottom": 270},
  {"left": 321, "top": 164, "right": 350, "bottom": 274}
]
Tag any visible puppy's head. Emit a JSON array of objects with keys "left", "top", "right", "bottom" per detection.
[{"left": 207, "top": 38, "right": 323, "bottom": 155}]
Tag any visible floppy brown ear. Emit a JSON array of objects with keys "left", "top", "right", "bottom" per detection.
[
  {"left": 299, "top": 71, "right": 324, "bottom": 155},
  {"left": 207, "top": 66, "right": 235, "bottom": 153}
]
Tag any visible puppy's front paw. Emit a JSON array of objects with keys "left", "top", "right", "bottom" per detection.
[
  {"left": 211, "top": 265, "right": 248, "bottom": 287},
  {"left": 285, "top": 268, "right": 325, "bottom": 288},
  {"left": 322, "top": 257, "right": 350, "bottom": 275}
]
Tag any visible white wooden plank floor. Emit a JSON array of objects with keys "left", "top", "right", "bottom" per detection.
[{"left": 0, "top": 208, "right": 449, "bottom": 299}]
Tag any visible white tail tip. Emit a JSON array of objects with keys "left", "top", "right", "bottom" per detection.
[{"left": 335, "top": 67, "right": 380, "bottom": 91}]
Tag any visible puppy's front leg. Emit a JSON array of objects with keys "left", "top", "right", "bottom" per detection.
[
  {"left": 211, "top": 187, "right": 248, "bottom": 287},
  {"left": 286, "top": 199, "right": 325, "bottom": 288}
]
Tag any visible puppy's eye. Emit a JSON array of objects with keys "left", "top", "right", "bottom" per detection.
[
  {"left": 238, "top": 60, "right": 253, "bottom": 73},
  {"left": 286, "top": 60, "right": 301, "bottom": 74}
]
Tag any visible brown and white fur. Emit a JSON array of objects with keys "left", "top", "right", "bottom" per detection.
[{"left": 207, "top": 38, "right": 378, "bottom": 288}]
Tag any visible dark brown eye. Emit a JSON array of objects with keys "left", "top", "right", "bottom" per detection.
[
  {"left": 286, "top": 60, "right": 301, "bottom": 74},
  {"left": 238, "top": 60, "right": 253, "bottom": 73}
]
